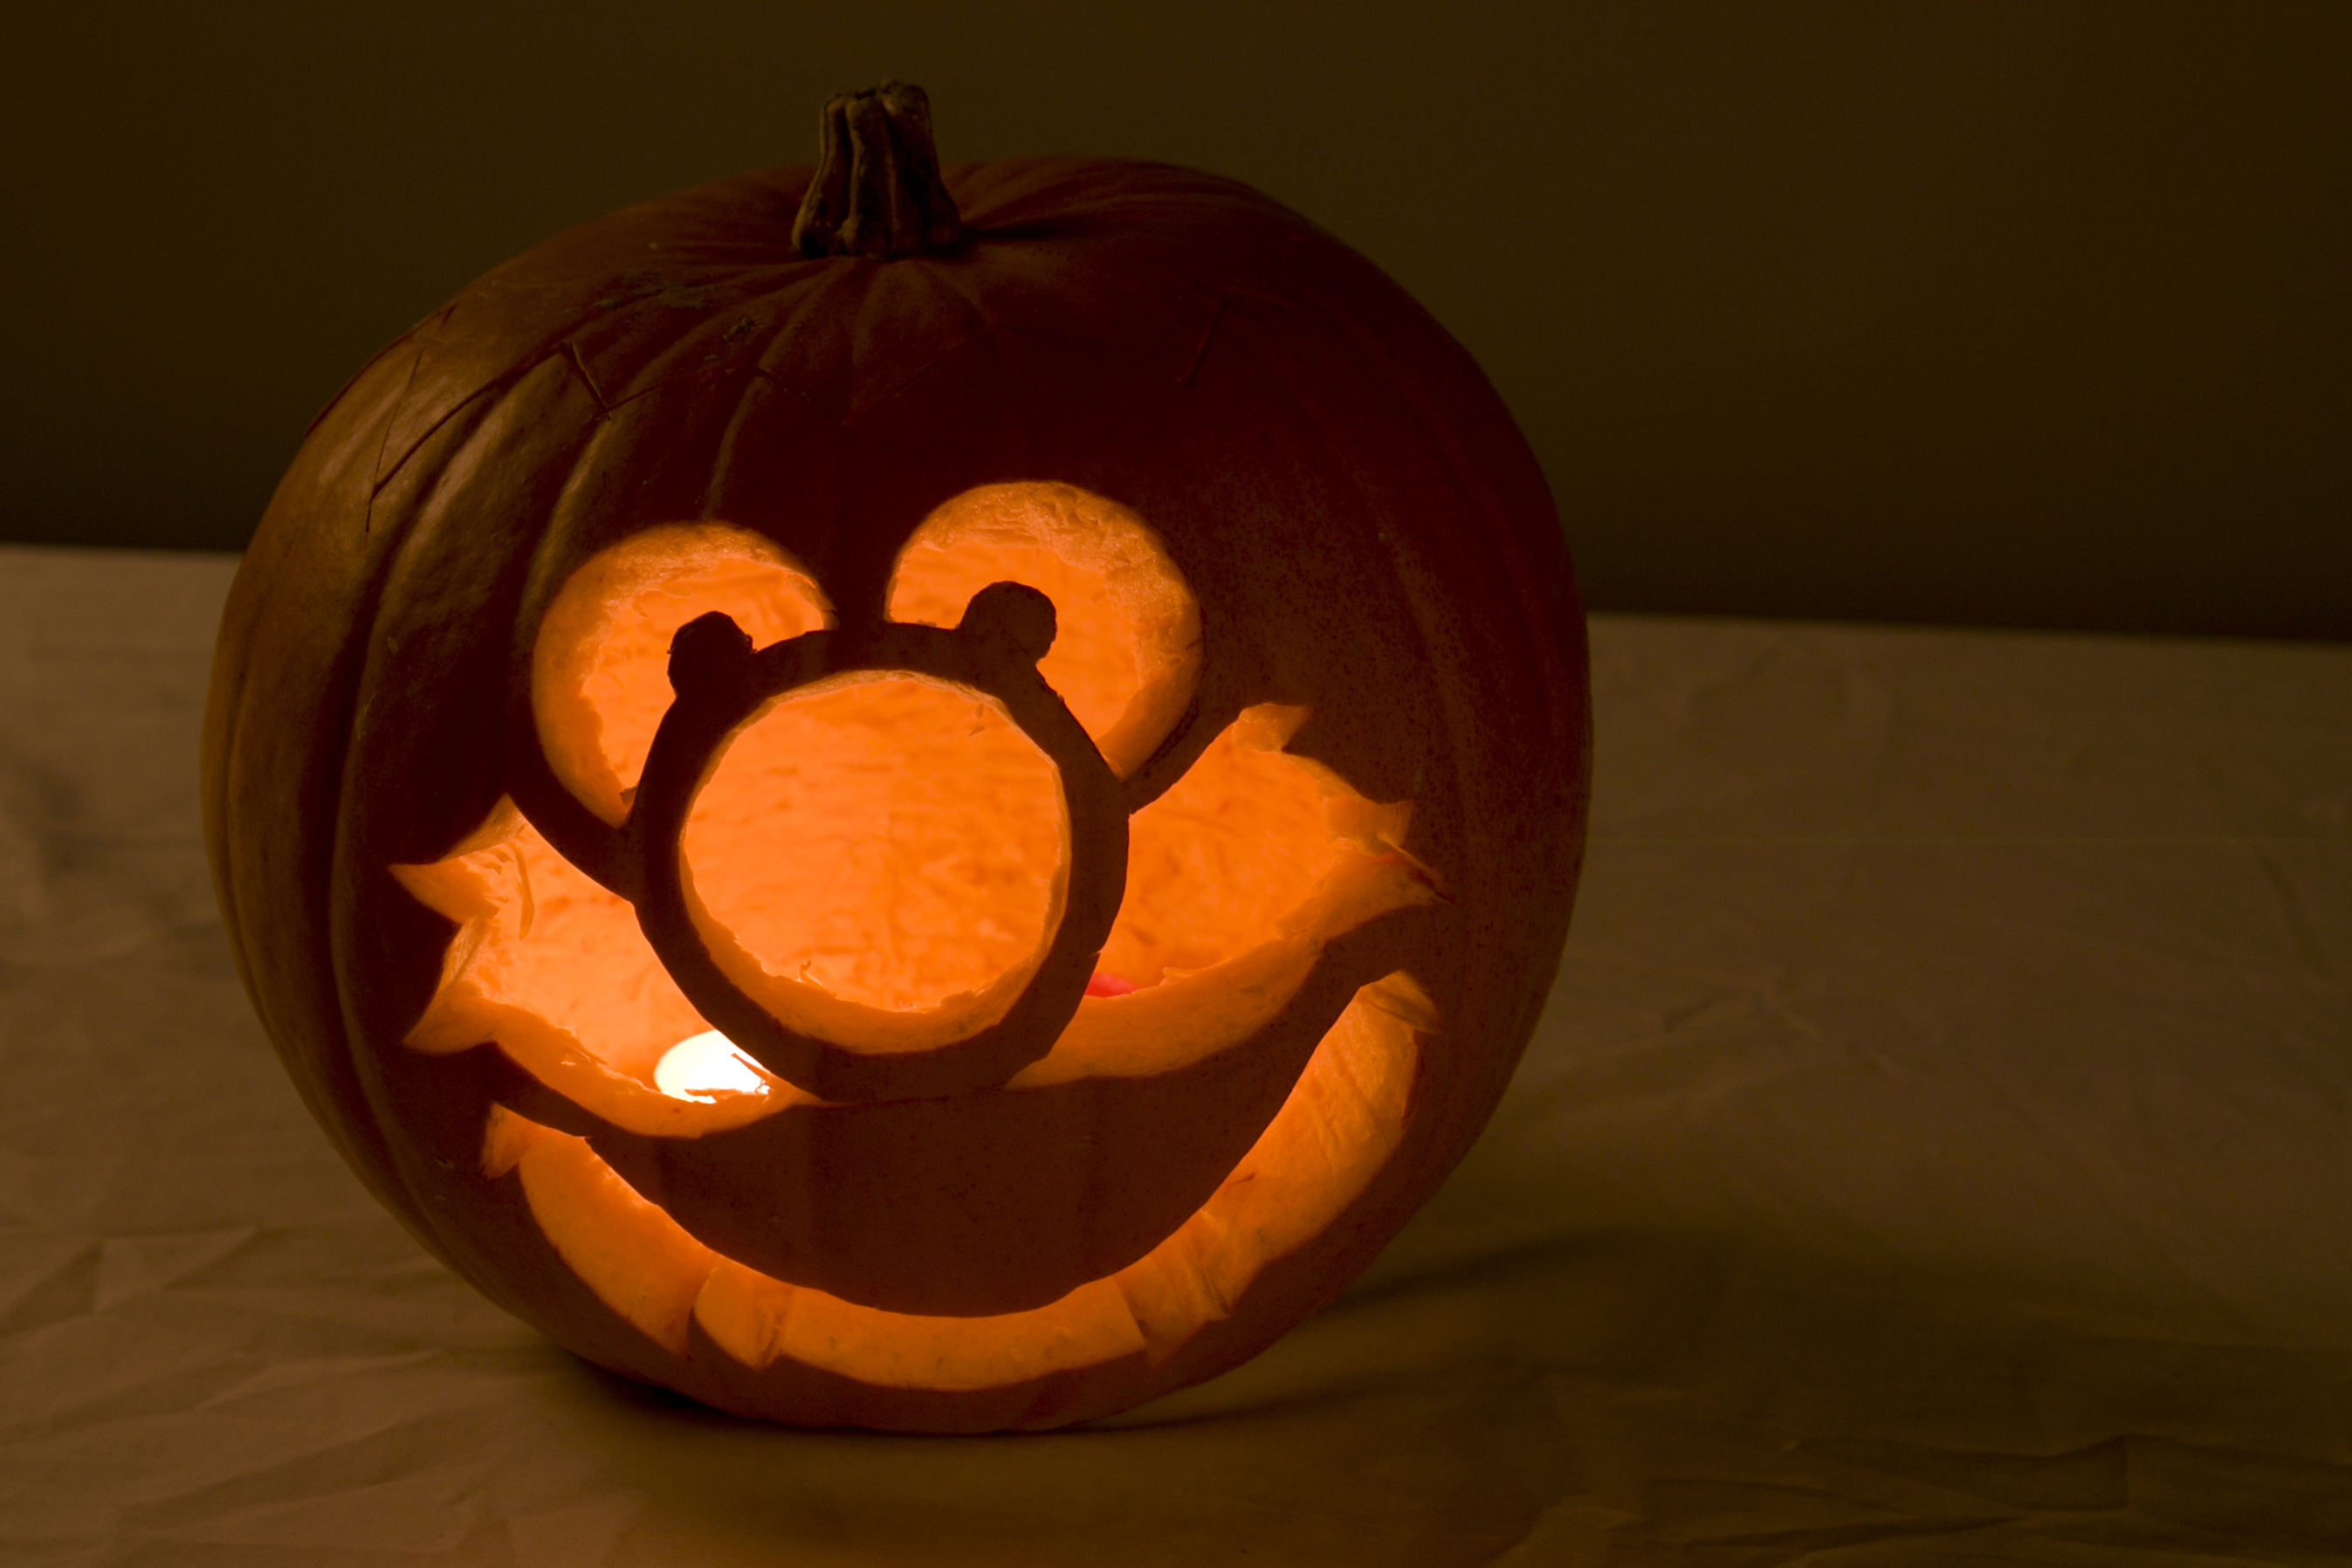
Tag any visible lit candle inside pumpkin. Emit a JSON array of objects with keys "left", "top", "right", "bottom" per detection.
[{"left": 653, "top": 1030, "right": 770, "bottom": 1101}]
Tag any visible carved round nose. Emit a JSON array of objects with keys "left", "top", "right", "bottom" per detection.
[{"left": 622, "top": 584, "right": 1128, "bottom": 1104}]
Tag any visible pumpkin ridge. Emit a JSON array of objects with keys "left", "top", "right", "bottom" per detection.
[
  {"left": 1179, "top": 288, "right": 1523, "bottom": 1176},
  {"left": 369, "top": 354, "right": 547, "bottom": 499},
  {"left": 326, "top": 362, "right": 610, "bottom": 1283},
  {"left": 386, "top": 160, "right": 1336, "bottom": 447},
  {"left": 227, "top": 492, "right": 449, "bottom": 1255},
  {"left": 208, "top": 340, "right": 421, "bottom": 1035}
]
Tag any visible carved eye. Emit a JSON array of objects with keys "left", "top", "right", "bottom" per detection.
[
  {"left": 531, "top": 522, "right": 833, "bottom": 829},
  {"left": 884, "top": 481, "right": 1201, "bottom": 780}
]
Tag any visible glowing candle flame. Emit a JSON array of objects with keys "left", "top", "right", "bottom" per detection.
[{"left": 654, "top": 1030, "right": 769, "bottom": 1102}]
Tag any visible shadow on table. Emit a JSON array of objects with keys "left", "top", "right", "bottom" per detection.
[{"left": 464, "top": 1220, "right": 2352, "bottom": 1567}]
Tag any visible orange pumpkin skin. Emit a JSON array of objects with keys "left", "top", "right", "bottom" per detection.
[{"left": 203, "top": 153, "right": 1590, "bottom": 1431}]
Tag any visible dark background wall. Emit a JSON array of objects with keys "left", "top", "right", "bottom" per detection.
[{"left": 4, "top": 2, "right": 2344, "bottom": 637}]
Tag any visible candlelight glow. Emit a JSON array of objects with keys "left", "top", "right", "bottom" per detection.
[
  {"left": 653, "top": 1031, "right": 770, "bottom": 1102},
  {"left": 385, "top": 480, "right": 1445, "bottom": 1427}
]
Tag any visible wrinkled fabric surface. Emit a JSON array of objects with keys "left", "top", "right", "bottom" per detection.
[{"left": 1, "top": 543, "right": 2347, "bottom": 1566}]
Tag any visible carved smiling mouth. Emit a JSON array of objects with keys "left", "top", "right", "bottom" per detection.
[{"left": 389, "top": 482, "right": 1441, "bottom": 1399}]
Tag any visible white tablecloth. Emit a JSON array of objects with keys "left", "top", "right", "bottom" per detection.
[{"left": 2, "top": 544, "right": 2347, "bottom": 1565}]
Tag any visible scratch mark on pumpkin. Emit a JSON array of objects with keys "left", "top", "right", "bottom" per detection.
[{"left": 562, "top": 343, "right": 612, "bottom": 415}]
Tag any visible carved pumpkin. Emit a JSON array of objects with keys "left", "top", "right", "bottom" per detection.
[{"left": 203, "top": 84, "right": 1590, "bottom": 1432}]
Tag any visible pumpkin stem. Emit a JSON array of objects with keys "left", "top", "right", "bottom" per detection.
[{"left": 792, "top": 81, "right": 966, "bottom": 258}]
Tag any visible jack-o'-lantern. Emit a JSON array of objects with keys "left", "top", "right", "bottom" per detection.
[{"left": 203, "top": 83, "right": 1589, "bottom": 1432}]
